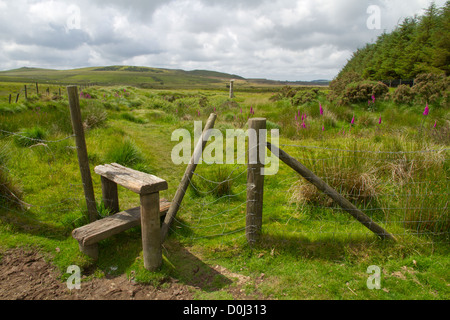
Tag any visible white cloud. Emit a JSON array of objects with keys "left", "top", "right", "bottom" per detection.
[{"left": 0, "top": 0, "right": 447, "bottom": 80}]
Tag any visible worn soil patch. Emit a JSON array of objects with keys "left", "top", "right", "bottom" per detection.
[{"left": 0, "top": 248, "right": 194, "bottom": 300}]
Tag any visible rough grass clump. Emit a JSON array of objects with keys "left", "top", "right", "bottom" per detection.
[
  {"left": 290, "top": 168, "right": 381, "bottom": 207},
  {"left": 0, "top": 143, "right": 22, "bottom": 208},
  {"left": 14, "top": 126, "right": 47, "bottom": 147},
  {"left": 104, "top": 139, "right": 145, "bottom": 169},
  {"left": 189, "top": 166, "right": 237, "bottom": 199}
]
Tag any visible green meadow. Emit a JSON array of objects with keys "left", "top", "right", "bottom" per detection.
[{"left": 0, "top": 74, "right": 449, "bottom": 300}]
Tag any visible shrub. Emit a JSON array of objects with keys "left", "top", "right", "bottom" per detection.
[
  {"left": 328, "top": 71, "right": 362, "bottom": 97},
  {"left": 342, "top": 81, "right": 389, "bottom": 104},
  {"left": 292, "top": 89, "right": 319, "bottom": 106},
  {"left": 412, "top": 73, "right": 449, "bottom": 106},
  {"left": 392, "top": 84, "right": 414, "bottom": 104},
  {"left": 81, "top": 101, "right": 108, "bottom": 129},
  {"left": 270, "top": 86, "right": 298, "bottom": 102}
]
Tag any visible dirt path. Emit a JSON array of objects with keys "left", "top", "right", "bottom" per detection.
[
  {"left": 0, "top": 248, "right": 266, "bottom": 300},
  {"left": 0, "top": 248, "right": 194, "bottom": 300}
]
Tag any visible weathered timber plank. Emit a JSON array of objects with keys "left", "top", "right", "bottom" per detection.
[
  {"left": 94, "top": 163, "right": 168, "bottom": 194},
  {"left": 267, "top": 142, "right": 397, "bottom": 241},
  {"left": 72, "top": 199, "right": 171, "bottom": 246}
]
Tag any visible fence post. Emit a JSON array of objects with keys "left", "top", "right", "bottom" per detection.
[
  {"left": 141, "top": 191, "right": 163, "bottom": 271},
  {"left": 8, "top": 94, "right": 11, "bottom": 104},
  {"left": 15, "top": 93, "right": 19, "bottom": 103},
  {"left": 24, "top": 85, "right": 27, "bottom": 100},
  {"left": 229, "top": 80, "right": 235, "bottom": 99},
  {"left": 36, "top": 82, "right": 39, "bottom": 95},
  {"left": 67, "top": 85, "right": 98, "bottom": 224},
  {"left": 246, "top": 118, "right": 266, "bottom": 245}
]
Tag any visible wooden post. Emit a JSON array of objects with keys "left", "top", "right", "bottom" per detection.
[
  {"left": 141, "top": 192, "right": 162, "bottom": 271},
  {"left": 246, "top": 118, "right": 266, "bottom": 245},
  {"left": 160, "top": 113, "right": 217, "bottom": 242},
  {"left": 36, "top": 82, "right": 39, "bottom": 95},
  {"left": 67, "top": 85, "right": 98, "bottom": 223},
  {"left": 229, "top": 80, "right": 235, "bottom": 99},
  {"left": 24, "top": 85, "right": 27, "bottom": 100},
  {"left": 101, "top": 176, "right": 119, "bottom": 214},
  {"left": 8, "top": 94, "right": 11, "bottom": 104},
  {"left": 267, "top": 143, "right": 397, "bottom": 241},
  {"left": 15, "top": 93, "right": 19, "bottom": 103}
]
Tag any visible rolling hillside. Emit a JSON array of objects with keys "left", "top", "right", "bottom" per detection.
[{"left": 0, "top": 66, "right": 328, "bottom": 89}]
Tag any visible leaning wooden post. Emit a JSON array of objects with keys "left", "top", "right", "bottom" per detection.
[
  {"left": 246, "top": 118, "right": 266, "bottom": 245},
  {"left": 267, "top": 143, "right": 397, "bottom": 241},
  {"left": 161, "top": 113, "right": 217, "bottom": 242},
  {"left": 24, "top": 85, "right": 27, "bottom": 100},
  {"left": 67, "top": 85, "right": 98, "bottom": 224},
  {"left": 15, "top": 93, "right": 19, "bottom": 103},
  {"left": 36, "top": 82, "right": 39, "bottom": 95}
]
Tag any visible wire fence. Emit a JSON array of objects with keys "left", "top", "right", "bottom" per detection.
[{"left": 1, "top": 125, "right": 449, "bottom": 245}]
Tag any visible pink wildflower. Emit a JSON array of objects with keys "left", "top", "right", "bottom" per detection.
[
  {"left": 320, "top": 103, "right": 324, "bottom": 115},
  {"left": 423, "top": 103, "right": 429, "bottom": 116}
]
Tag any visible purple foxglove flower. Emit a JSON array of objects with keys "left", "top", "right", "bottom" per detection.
[
  {"left": 322, "top": 126, "right": 325, "bottom": 131},
  {"left": 320, "top": 103, "right": 324, "bottom": 115},
  {"left": 379, "top": 117, "right": 382, "bottom": 125},
  {"left": 434, "top": 121, "right": 437, "bottom": 128},
  {"left": 372, "top": 95, "right": 376, "bottom": 103},
  {"left": 423, "top": 103, "right": 429, "bottom": 116},
  {"left": 351, "top": 116, "right": 355, "bottom": 125}
]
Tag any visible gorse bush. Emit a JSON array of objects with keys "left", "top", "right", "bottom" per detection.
[
  {"left": 342, "top": 81, "right": 389, "bottom": 104},
  {"left": 411, "top": 73, "right": 449, "bottom": 106},
  {"left": 292, "top": 89, "right": 320, "bottom": 106},
  {"left": 392, "top": 84, "right": 414, "bottom": 104}
]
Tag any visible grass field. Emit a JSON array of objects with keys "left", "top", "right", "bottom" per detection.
[{"left": 0, "top": 75, "right": 448, "bottom": 300}]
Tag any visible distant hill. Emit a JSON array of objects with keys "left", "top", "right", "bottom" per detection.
[
  {"left": 247, "top": 78, "right": 330, "bottom": 86},
  {"left": 337, "top": 1, "right": 449, "bottom": 81},
  {"left": 0, "top": 65, "right": 328, "bottom": 89}
]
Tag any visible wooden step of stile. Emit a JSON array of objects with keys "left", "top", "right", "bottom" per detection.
[{"left": 72, "top": 199, "right": 170, "bottom": 247}]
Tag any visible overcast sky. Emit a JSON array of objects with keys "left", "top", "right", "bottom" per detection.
[{"left": 0, "top": 0, "right": 446, "bottom": 81}]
